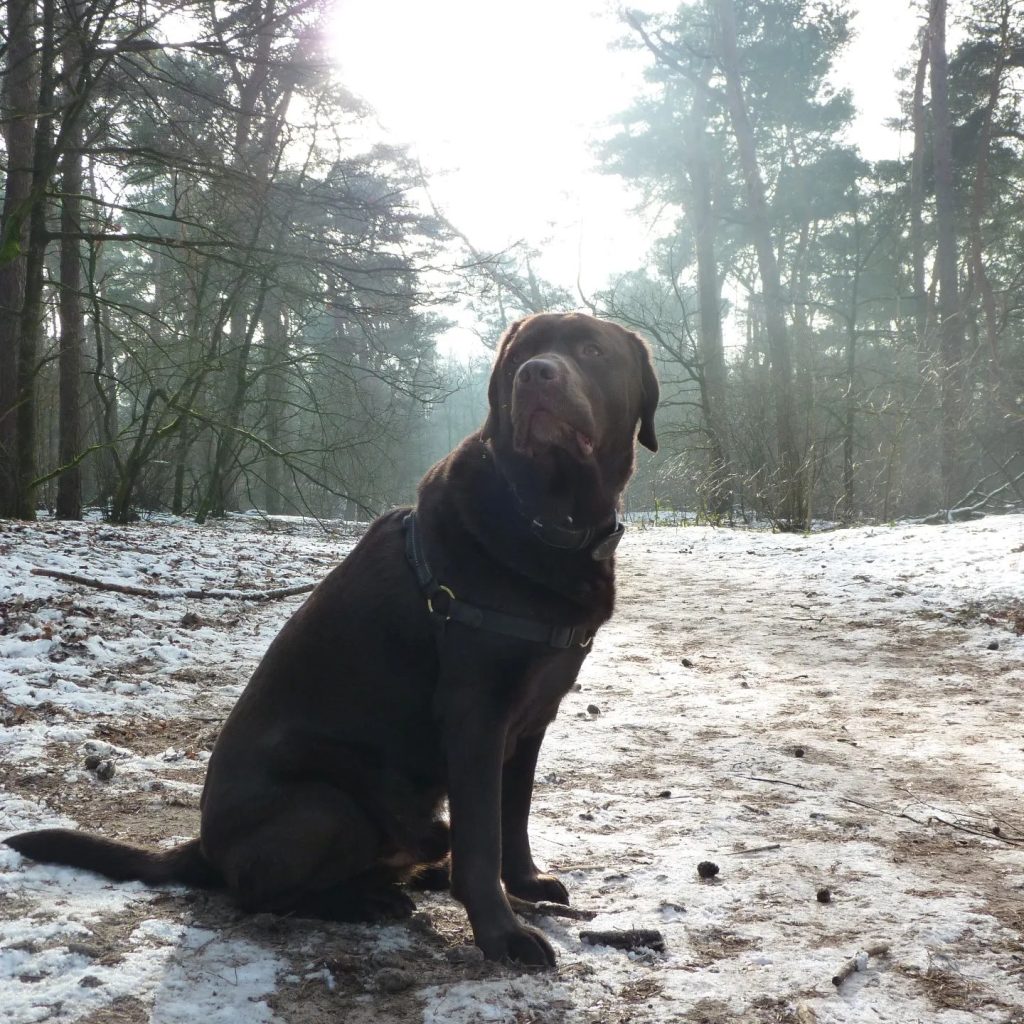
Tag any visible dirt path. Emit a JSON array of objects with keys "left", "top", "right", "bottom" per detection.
[{"left": 1, "top": 516, "right": 1022, "bottom": 1023}]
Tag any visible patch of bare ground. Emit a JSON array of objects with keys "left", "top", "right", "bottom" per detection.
[
  {"left": 25, "top": 905, "right": 149, "bottom": 969},
  {"left": 927, "top": 597, "right": 1024, "bottom": 634},
  {"left": 672, "top": 995, "right": 822, "bottom": 1024},
  {"left": 685, "top": 925, "right": 759, "bottom": 966},
  {"left": 256, "top": 896, "right": 571, "bottom": 1024},
  {"left": 897, "top": 959, "right": 1016, "bottom": 1017},
  {"left": 92, "top": 712, "right": 224, "bottom": 756},
  {"left": 617, "top": 973, "right": 663, "bottom": 1004},
  {"left": 0, "top": 691, "right": 53, "bottom": 726},
  {"left": 77, "top": 996, "right": 150, "bottom": 1024}
]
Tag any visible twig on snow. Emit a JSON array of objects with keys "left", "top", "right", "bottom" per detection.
[
  {"left": 507, "top": 894, "right": 597, "bottom": 921},
  {"left": 729, "top": 843, "right": 782, "bottom": 855},
  {"left": 839, "top": 796, "right": 1024, "bottom": 846},
  {"left": 832, "top": 942, "right": 891, "bottom": 986},
  {"left": 737, "top": 775, "right": 810, "bottom": 790},
  {"left": 31, "top": 567, "right": 316, "bottom": 602}
]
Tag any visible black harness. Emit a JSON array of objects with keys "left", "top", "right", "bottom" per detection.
[{"left": 403, "top": 511, "right": 623, "bottom": 650}]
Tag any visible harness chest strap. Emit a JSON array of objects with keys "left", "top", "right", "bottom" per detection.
[{"left": 402, "top": 512, "right": 595, "bottom": 650}]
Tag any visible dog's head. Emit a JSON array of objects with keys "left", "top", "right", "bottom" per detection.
[{"left": 480, "top": 313, "right": 658, "bottom": 514}]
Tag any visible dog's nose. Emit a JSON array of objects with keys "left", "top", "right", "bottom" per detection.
[{"left": 516, "top": 357, "right": 560, "bottom": 387}]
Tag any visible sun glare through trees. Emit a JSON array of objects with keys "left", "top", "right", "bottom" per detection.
[{"left": 1, "top": 0, "right": 1021, "bottom": 526}]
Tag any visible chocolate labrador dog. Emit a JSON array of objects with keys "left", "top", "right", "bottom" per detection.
[{"left": 6, "top": 312, "right": 658, "bottom": 966}]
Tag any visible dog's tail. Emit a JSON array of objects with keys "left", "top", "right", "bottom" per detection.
[{"left": 4, "top": 829, "right": 222, "bottom": 888}]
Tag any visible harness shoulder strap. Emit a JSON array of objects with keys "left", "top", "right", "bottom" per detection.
[{"left": 402, "top": 512, "right": 593, "bottom": 650}]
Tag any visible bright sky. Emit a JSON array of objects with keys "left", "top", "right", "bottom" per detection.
[{"left": 327, "top": 0, "right": 923, "bottom": 352}]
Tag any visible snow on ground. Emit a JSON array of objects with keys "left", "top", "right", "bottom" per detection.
[{"left": 0, "top": 513, "right": 1022, "bottom": 1024}]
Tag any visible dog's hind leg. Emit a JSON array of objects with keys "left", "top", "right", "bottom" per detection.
[
  {"left": 289, "top": 866, "right": 416, "bottom": 922},
  {"left": 213, "top": 783, "right": 388, "bottom": 920},
  {"left": 407, "top": 858, "right": 451, "bottom": 892}
]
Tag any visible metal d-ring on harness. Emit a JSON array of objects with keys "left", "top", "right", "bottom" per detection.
[{"left": 403, "top": 511, "right": 596, "bottom": 650}]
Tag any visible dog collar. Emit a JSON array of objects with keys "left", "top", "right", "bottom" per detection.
[
  {"left": 491, "top": 448, "right": 624, "bottom": 559},
  {"left": 529, "top": 514, "right": 625, "bottom": 560}
]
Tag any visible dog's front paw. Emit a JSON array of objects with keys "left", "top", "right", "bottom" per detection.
[
  {"left": 477, "top": 923, "right": 556, "bottom": 967},
  {"left": 504, "top": 872, "right": 569, "bottom": 906}
]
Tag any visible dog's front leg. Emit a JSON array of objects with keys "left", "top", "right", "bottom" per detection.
[
  {"left": 501, "top": 729, "right": 569, "bottom": 905},
  {"left": 443, "top": 695, "right": 556, "bottom": 966}
]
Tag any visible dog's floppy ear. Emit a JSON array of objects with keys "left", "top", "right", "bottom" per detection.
[
  {"left": 481, "top": 318, "right": 525, "bottom": 442},
  {"left": 629, "top": 331, "right": 660, "bottom": 452}
]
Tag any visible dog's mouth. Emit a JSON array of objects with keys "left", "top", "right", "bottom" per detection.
[{"left": 513, "top": 407, "right": 595, "bottom": 460}]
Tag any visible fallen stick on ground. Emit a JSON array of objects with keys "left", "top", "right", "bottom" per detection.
[
  {"left": 737, "top": 775, "right": 810, "bottom": 790},
  {"left": 579, "top": 928, "right": 666, "bottom": 952},
  {"left": 832, "top": 942, "right": 891, "bottom": 986},
  {"left": 507, "top": 894, "right": 597, "bottom": 921},
  {"left": 839, "top": 795, "right": 1024, "bottom": 846},
  {"left": 730, "top": 843, "right": 782, "bottom": 855},
  {"left": 31, "top": 567, "right": 316, "bottom": 602}
]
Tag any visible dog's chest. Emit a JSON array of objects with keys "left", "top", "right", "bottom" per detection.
[{"left": 502, "top": 647, "right": 588, "bottom": 748}]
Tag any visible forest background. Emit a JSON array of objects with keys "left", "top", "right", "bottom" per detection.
[{"left": 1, "top": 0, "right": 1021, "bottom": 530}]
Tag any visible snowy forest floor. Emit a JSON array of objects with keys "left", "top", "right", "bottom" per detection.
[{"left": 1, "top": 513, "right": 1023, "bottom": 1024}]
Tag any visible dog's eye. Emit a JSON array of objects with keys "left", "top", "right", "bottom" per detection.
[{"left": 581, "top": 342, "right": 603, "bottom": 357}]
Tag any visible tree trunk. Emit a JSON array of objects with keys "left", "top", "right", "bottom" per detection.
[
  {"left": 56, "top": 0, "right": 85, "bottom": 519},
  {"left": 56, "top": 147, "right": 84, "bottom": 519},
  {"left": 909, "top": 29, "right": 929, "bottom": 348},
  {"left": 0, "top": 0, "right": 39, "bottom": 516},
  {"left": 198, "top": 290, "right": 263, "bottom": 522},
  {"left": 713, "top": 0, "right": 803, "bottom": 527},
  {"left": 14, "top": 0, "right": 55, "bottom": 520},
  {"left": 171, "top": 427, "right": 192, "bottom": 516},
  {"left": 928, "top": 0, "right": 965, "bottom": 508},
  {"left": 261, "top": 293, "right": 287, "bottom": 514},
  {"left": 196, "top": 0, "right": 284, "bottom": 522},
  {"left": 683, "top": 73, "right": 732, "bottom": 517},
  {"left": 86, "top": 209, "right": 120, "bottom": 507},
  {"left": 842, "top": 251, "right": 860, "bottom": 519},
  {"left": 966, "top": 1, "right": 1007, "bottom": 380}
]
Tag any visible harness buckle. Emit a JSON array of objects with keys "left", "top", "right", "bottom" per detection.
[{"left": 427, "top": 584, "right": 456, "bottom": 620}]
